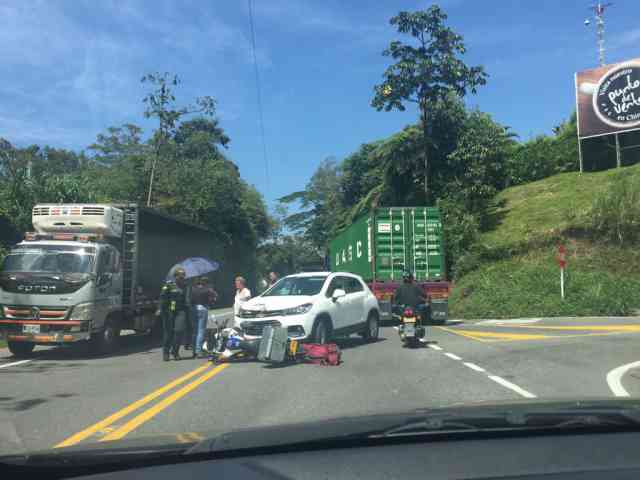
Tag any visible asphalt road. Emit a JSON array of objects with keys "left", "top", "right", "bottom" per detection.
[{"left": 2, "top": 313, "right": 640, "bottom": 456}]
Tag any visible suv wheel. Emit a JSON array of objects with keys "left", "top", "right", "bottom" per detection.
[
  {"left": 7, "top": 341, "right": 35, "bottom": 358},
  {"left": 311, "top": 318, "right": 331, "bottom": 344},
  {"left": 363, "top": 312, "right": 379, "bottom": 342}
]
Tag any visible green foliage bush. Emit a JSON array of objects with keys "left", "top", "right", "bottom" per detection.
[{"left": 588, "top": 173, "right": 640, "bottom": 246}]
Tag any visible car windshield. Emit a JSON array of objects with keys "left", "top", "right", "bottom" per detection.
[
  {"left": 262, "top": 276, "right": 326, "bottom": 297},
  {"left": 1, "top": 245, "right": 95, "bottom": 274},
  {"left": 2, "top": 0, "right": 640, "bottom": 468}
]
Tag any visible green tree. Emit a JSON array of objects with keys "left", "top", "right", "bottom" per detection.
[
  {"left": 141, "top": 72, "right": 217, "bottom": 206},
  {"left": 371, "top": 6, "right": 487, "bottom": 201}
]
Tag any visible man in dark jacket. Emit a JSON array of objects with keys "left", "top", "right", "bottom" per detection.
[
  {"left": 160, "top": 267, "right": 191, "bottom": 361},
  {"left": 190, "top": 276, "right": 218, "bottom": 358},
  {"left": 393, "top": 270, "right": 429, "bottom": 322}
]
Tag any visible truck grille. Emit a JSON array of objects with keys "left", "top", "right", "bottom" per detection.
[
  {"left": 241, "top": 320, "right": 282, "bottom": 336},
  {"left": 3, "top": 306, "right": 69, "bottom": 320}
]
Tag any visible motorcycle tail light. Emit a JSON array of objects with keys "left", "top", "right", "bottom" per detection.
[{"left": 403, "top": 307, "right": 414, "bottom": 317}]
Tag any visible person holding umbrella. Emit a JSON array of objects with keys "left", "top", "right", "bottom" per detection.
[{"left": 159, "top": 267, "right": 191, "bottom": 361}]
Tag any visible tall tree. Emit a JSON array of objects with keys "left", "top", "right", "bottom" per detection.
[
  {"left": 371, "top": 6, "right": 487, "bottom": 202},
  {"left": 141, "top": 72, "right": 217, "bottom": 206}
]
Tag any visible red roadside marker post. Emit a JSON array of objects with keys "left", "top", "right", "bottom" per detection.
[{"left": 556, "top": 244, "right": 567, "bottom": 300}]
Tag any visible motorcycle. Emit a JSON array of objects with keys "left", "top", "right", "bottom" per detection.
[{"left": 393, "top": 304, "right": 426, "bottom": 348}]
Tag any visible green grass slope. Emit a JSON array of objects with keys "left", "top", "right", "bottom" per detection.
[{"left": 449, "top": 164, "right": 640, "bottom": 319}]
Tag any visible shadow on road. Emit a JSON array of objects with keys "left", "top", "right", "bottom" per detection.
[{"left": 1, "top": 332, "right": 162, "bottom": 364}]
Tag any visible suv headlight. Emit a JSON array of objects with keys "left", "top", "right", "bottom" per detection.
[
  {"left": 69, "top": 302, "right": 95, "bottom": 321},
  {"left": 283, "top": 303, "right": 313, "bottom": 316}
]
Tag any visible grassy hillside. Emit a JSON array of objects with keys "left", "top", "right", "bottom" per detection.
[{"left": 449, "top": 164, "right": 640, "bottom": 319}]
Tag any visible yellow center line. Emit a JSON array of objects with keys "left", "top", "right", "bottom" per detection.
[
  {"left": 505, "top": 324, "right": 640, "bottom": 332},
  {"left": 55, "top": 362, "right": 213, "bottom": 448},
  {"left": 100, "top": 363, "right": 229, "bottom": 442}
]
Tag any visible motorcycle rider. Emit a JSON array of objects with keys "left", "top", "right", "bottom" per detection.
[{"left": 393, "top": 270, "right": 429, "bottom": 323}]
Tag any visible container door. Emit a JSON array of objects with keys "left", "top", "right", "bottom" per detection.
[
  {"left": 408, "top": 208, "right": 444, "bottom": 281},
  {"left": 374, "top": 208, "right": 407, "bottom": 281}
]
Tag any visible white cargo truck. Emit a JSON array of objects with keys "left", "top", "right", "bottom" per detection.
[{"left": 0, "top": 204, "right": 219, "bottom": 357}]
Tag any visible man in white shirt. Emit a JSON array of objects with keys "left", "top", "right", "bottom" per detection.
[{"left": 234, "top": 276, "right": 252, "bottom": 328}]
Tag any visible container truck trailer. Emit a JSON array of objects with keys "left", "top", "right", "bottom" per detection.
[{"left": 329, "top": 207, "right": 450, "bottom": 323}]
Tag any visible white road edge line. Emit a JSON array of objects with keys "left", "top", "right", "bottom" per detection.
[
  {"left": 463, "top": 362, "right": 485, "bottom": 372},
  {"left": 488, "top": 375, "right": 536, "bottom": 399},
  {"left": 0, "top": 359, "right": 33, "bottom": 369},
  {"left": 606, "top": 360, "right": 640, "bottom": 397},
  {"left": 428, "top": 344, "right": 443, "bottom": 351},
  {"left": 444, "top": 352, "right": 462, "bottom": 361}
]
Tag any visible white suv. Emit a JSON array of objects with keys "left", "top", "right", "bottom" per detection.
[{"left": 236, "top": 272, "right": 380, "bottom": 344}]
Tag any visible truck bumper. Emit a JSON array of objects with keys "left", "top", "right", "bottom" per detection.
[{"left": 0, "top": 321, "right": 90, "bottom": 344}]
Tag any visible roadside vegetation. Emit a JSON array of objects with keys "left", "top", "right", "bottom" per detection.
[{"left": 450, "top": 165, "right": 640, "bottom": 318}]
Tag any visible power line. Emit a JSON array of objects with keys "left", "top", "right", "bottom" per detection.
[{"left": 247, "top": 0, "right": 270, "bottom": 196}]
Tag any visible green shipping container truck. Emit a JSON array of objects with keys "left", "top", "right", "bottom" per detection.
[
  {"left": 329, "top": 207, "right": 445, "bottom": 281},
  {"left": 329, "top": 207, "right": 449, "bottom": 323}
]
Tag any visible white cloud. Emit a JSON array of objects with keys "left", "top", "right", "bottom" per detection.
[{"left": 0, "top": 1, "right": 266, "bottom": 148}]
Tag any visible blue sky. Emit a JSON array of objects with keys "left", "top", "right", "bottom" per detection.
[{"left": 1, "top": 0, "right": 639, "bottom": 205}]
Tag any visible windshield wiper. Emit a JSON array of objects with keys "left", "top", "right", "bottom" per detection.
[{"left": 374, "top": 406, "right": 640, "bottom": 438}]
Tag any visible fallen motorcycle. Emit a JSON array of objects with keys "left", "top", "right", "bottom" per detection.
[{"left": 207, "top": 326, "right": 340, "bottom": 366}]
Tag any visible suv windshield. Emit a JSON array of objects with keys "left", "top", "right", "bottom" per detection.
[
  {"left": 262, "top": 276, "right": 327, "bottom": 297},
  {"left": 1, "top": 245, "right": 96, "bottom": 274}
]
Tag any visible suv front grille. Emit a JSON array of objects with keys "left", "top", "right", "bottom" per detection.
[
  {"left": 241, "top": 320, "right": 282, "bottom": 336},
  {"left": 239, "top": 309, "right": 286, "bottom": 319}
]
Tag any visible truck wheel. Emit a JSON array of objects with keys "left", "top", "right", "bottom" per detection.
[
  {"left": 7, "top": 341, "right": 35, "bottom": 358},
  {"left": 362, "top": 312, "right": 379, "bottom": 342},
  {"left": 311, "top": 318, "right": 332, "bottom": 344},
  {"left": 92, "top": 318, "right": 121, "bottom": 355}
]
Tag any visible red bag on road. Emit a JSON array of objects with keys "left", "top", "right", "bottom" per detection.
[{"left": 302, "top": 343, "right": 341, "bottom": 366}]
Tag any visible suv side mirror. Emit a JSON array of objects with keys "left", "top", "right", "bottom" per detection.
[{"left": 332, "top": 289, "right": 346, "bottom": 301}]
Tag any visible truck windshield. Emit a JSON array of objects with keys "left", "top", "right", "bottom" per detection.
[
  {"left": 1, "top": 245, "right": 96, "bottom": 274},
  {"left": 262, "top": 276, "right": 327, "bottom": 297}
]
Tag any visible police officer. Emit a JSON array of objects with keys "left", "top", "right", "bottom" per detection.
[{"left": 160, "top": 267, "right": 191, "bottom": 361}]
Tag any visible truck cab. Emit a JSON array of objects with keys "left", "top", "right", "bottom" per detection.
[{"left": 0, "top": 205, "right": 129, "bottom": 357}]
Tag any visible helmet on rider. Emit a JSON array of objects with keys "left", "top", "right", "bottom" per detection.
[{"left": 402, "top": 270, "right": 413, "bottom": 283}]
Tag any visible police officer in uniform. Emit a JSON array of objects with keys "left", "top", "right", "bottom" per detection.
[{"left": 160, "top": 267, "right": 191, "bottom": 361}]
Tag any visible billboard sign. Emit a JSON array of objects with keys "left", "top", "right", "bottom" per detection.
[{"left": 576, "top": 58, "right": 640, "bottom": 139}]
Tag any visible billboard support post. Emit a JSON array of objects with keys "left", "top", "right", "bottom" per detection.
[
  {"left": 615, "top": 133, "right": 621, "bottom": 168},
  {"left": 578, "top": 138, "right": 584, "bottom": 173}
]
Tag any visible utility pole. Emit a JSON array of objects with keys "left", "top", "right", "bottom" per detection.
[{"left": 585, "top": 2, "right": 613, "bottom": 67}]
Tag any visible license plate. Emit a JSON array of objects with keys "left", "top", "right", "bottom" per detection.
[
  {"left": 403, "top": 317, "right": 416, "bottom": 323},
  {"left": 404, "top": 324, "right": 416, "bottom": 336},
  {"left": 23, "top": 324, "right": 40, "bottom": 334}
]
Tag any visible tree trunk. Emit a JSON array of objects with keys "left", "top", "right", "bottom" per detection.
[{"left": 420, "top": 104, "right": 430, "bottom": 205}]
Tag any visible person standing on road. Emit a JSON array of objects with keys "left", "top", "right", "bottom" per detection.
[
  {"left": 233, "top": 276, "right": 251, "bottom": 328},
  {"left": 190, "top": 276, "right": 218, "bottom": 358},
  {"left": 160, "top": 267, "right": 191, "bottom": 361}
]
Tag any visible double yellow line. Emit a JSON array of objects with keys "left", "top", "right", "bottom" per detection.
[{"left": 55, "top": 362, "right": 229, "bottom": 448}]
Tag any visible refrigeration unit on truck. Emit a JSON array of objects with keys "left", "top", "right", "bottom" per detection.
[
  {"left": 0, "top": 203, "right": 219, "bottom": 357},
  {"left": 329, "top": 207, "right": 450, "bottom": 324}
]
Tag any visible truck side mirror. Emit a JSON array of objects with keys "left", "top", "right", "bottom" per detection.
[{"left": 98, "top": 273, "right": 112, "bottom": 287}]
